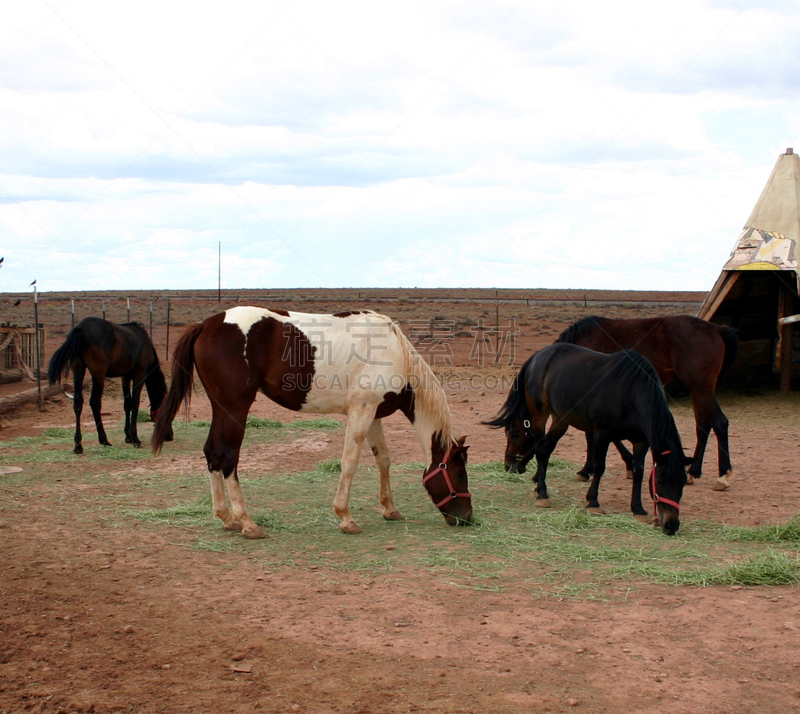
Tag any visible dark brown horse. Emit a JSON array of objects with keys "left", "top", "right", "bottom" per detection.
[
  {"left": 151, "top": 307, "right": 472, "bottom": 538},
  {"left": 48, "top": 317, "right": 172, "bottom": 454},
  {"left": 557, "top": 315, "right": 738, "bottom": 491}
]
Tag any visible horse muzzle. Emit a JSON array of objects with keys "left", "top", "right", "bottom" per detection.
[
  {"left": 656, "top": 504, "right": 681, "bottom": 536},
  {"left": 442, "top": 500, "right": 473, "bottom": 527},
  {"left": 505, "top": 458, "right": 526, "bottom": 474}
]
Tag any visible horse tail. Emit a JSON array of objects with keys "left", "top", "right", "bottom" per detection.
[
  {"left": 47, "top": 325, "right": 87, "bottom": 385},
  {"left": 717, "top": 325, "right": 739, "bottom": 379},
  {"left": 482, "top": 354, "right": 534, "bottom": 429},
  {"left": 151, "top": 322, "right": 204, "bottom": 453}
]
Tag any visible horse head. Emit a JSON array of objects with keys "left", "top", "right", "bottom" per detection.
[
  {"left": 651, "top": 450, "right": 691, "bottom": 535},
  {"left": 423, "top": 436, "right": 473, "bottom": 526},
  {"left": 502, "top": 418, "right": 536, "bottom": 474}
]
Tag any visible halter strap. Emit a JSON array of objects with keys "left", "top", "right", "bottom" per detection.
[
  {"left": 649, "top": 450, "right": 681, "bottom": 515},
  {"left": 423, "top": 447, "right": 471, "bottom": 508},
  {"left": 513, "top": 419, "right": 538, "bottom": 462}
]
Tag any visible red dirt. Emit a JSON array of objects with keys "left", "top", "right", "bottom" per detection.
[{"left": 2, "top": 294, "right": 800, "bottom": 713}]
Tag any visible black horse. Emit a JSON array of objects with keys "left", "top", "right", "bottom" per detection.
[
  {"left": 484, "top": 343, "right": 691, "bottom": 535},
  {"left": 48, "top": 317, "right": 172, "bottom": 453}
]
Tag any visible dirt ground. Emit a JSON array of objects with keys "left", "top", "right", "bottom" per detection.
[{"left": 2, "top": 294, "right": 800, "bottom": 713}]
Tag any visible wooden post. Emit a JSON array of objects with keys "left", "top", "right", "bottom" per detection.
[
  {"left": 779, "top": 285, "right": 796, "bottom": 394},
  {"left": 165, "top": 299, "right": 171, "bottom": 360},
  {"left": 495, "top": 303, "right": 500, "bottom": 354}
]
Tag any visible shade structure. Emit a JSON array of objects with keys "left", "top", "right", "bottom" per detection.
[{"left": 698, "top": 148, "right": 800, "bottom": 391}]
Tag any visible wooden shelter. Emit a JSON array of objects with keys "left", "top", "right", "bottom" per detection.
[{"left": 698, "top": 148, "right": 800, "bottom": 392}]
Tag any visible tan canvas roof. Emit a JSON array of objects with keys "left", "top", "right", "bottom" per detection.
[{"left": 722, "top": 148, "right": 800, "bottom": 273}]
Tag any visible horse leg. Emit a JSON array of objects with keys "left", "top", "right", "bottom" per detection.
[
  {"left": 575, "top": 432, "right": 592, "bottom": 482},
  {"left": 204, "top": 404, "right": 264, "bottom": 539},
  {"left": 333, "top": 404, "right": 376, "bottom": 534},
  {"left": 584, "top": 436, "right": 610, "bottom": 513},
  {"left": 72, "top": 365, "right": 86, "bottom": 454},
  {"left": 690, "top": 391, "right": 733, "bottom": 490},
  {"left": 367, "top": 418, "right": 401, "bottom": 521},
  {"left": 88, "top": 372, "right": 111, "bottom": 447},
  {"left": 532, "top": 420, "right": 567, "bottom": 507},
  {"left": 126, "top": 374, "right": 144, "bottom": 448},
  {"left": 629, "top": 441, "right": 649, "bottom": 522},
  {"left": 614, "top": 440, "right": 635, "bottom": 480},
  {"left": 122, "top": 376, "right": 135, "bottom": 445}
]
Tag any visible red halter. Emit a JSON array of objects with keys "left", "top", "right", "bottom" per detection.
[
  {"left": 423, "top": 447, "right": 471, "bottom": 508},
  {"left": 649, "top": 450, "right": 681, "bottom": 517}
]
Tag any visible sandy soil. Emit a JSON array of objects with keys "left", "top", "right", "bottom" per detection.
[{"left": 2, "top": 296, "right": 800, "bottom": 713}]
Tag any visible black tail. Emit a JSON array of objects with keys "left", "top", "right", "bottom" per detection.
[
  {"left": 151, "top": 322, "right": 204, "bottom": 453},
  {"left": 482, "top": 355, "right": 533, "bottom": 429},
  {"left": 47, "top": 326, "right": 87, "bottom": 385},
  {"left": 718, "top": 326, "right": 739, "bottom": 378}
]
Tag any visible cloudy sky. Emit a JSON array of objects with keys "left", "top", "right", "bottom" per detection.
[{"left": 2, "top": 0, "right": 800, "bottom": 294}]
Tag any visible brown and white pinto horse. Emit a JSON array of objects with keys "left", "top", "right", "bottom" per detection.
[
  {"left": 557, "top": 315, "right": 738, "bottom": 491},
  {"left": 152, "top": 307, "right": 472, "bottom": 538}
]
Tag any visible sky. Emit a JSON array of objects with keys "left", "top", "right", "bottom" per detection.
[{"left": 2, "top": 0, "right": 800, "bottom": 294}]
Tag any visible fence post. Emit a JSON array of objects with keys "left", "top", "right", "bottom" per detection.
[{"left": 165, "top": 299, "right": 171, "bottom": 360}]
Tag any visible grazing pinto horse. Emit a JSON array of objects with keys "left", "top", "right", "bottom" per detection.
[
  {"left": 485, "top": 343, "right": 690, "bottom": 535},
  {"left": 48, "top": 317, "right": 172, "bottom": 454},
  {"left": 557, "top": 315, "right": 738, "bottom": 491},
  {"left": 151, "top": 307, "right": 472, "bottom": 538}
]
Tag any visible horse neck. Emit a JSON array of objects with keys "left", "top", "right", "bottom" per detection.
[
  {"left": 638, "top": 395, "right": 681, "bottom": 456},
  {"left": 144, "top": 364, "right": 167, "bottom": 408}
]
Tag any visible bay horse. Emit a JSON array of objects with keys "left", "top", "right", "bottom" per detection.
[
  {"left": 557, "top": 315, "right": 738, "bottom": 491},
  {"left": 484, "top": 343, "right": 691, "bottom": 535},
  {"left": 48, "top": 317, "right": 172, "bottom": 454},
  {"left": 151, "top": 306, "right": 472, "bottom": 538}
]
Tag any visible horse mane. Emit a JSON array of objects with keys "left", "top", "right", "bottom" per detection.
[
  {"left": 555, "top": 316, "right": 605, "bottom": 344},
  {"left": 391, "top": 321, "right": 454, "bottom": 448},
  {"left": 482, "top": 354, "right": 534, "bottom": 429},
  {"left": 611, "top": 350, "right": 680, "bottom": 449}
]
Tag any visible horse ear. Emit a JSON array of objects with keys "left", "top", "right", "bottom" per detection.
[{"left": 453, "top": 435, "right": 469, "bottom": 454}]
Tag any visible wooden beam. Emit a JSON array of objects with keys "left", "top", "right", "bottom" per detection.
[{"left": 698, "top": 271, "right": 740, "bottom": 321}]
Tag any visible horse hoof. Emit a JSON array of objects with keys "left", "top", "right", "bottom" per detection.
[
  {"left": 341, "top": 523, "right": 362, "bottom": 534},
  {"left": 383, "top": 510, "right": 403, "bottom": 521},
  {"left": 686, "top": 474, "right": 695, "bottom": 485},
  {"left": 573, "top": 473, "right": 590, "bottom": 482},
  {"left": 132, "top": 442, "right": 141, "bottom": 449},
  {"left": 535, "top": 498, "right": 551, "bottom": 508},
  {"left": 224, "top": 521, "right": 243, "bottom": 532},
  {"left": 585, "top": 506, "right": 605, "bottom": 515},
  {"left": 73, "top": 445, "right": 83, "bottom": 455},
  {"left": 634, "top": 514, "right": 650, "bottom": 524},
  {"left": 243, "top": 525, "right": 266, "bottom": 539},
  {"left": 712, "top": 479, "right": 730, "bottom": 491}
]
